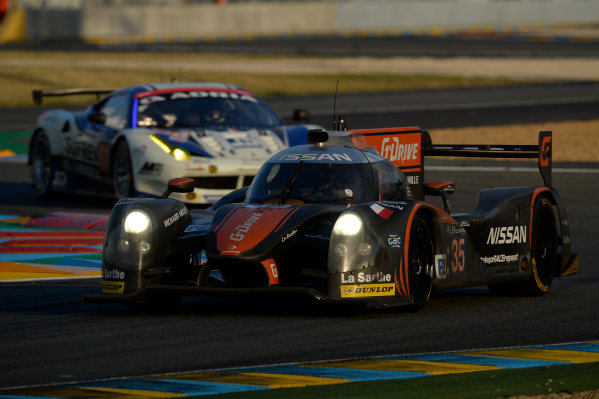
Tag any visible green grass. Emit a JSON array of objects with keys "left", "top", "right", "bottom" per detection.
[{"left": 0, "top": 50, "right": 526, "bottom": 107}]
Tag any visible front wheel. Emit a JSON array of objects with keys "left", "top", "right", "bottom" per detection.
[
  {"left": 30, "top": 131, "right": 54, "bottom": 197},
  {"left": 113, "top": 140, "right": 134, "bottom": 199},
  {"left": 407, "top": 215, "right": 434, "bottom": 309}
]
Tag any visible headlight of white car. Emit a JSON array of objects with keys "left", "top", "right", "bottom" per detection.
[{"left": 149, "top": 134, "right": 191, "bottom": 161}]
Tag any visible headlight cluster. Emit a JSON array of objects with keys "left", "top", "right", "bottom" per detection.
[
  {"left": 124, "top": 210, "right": 150, "bottom": 234},
  {"left": 104, "top": 207, "right": 156, "bottom": 270},
  {"left": 149, "top": 134, "right": 191, "bottom": 161},
  {"left": 329, "top": 212, "right": 377, "bottom": 272}
]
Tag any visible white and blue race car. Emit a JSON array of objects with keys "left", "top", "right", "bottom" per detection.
[{"left": 29, "top": 82, "right": 316, "bottom": 205}]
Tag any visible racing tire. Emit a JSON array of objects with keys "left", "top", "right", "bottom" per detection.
[
  {"left": 30, "top": 131, "right": 54, "bottom": 198},
  {"left": 407, "top": 215, "right": 434, "bottom": 309},
  {"left": 113, "top": 140, "right": 134, "bottom": 199},
  {"left": 526, "top": 196, "right": 558, "bottom": 295},
  {"left": 489, "top": 196, "right": 558, "bottom": 296}
]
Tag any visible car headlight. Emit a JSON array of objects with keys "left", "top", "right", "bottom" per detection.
[
  {"left": 149, "top": 134, "right": 191, "bottom": 161},
  {"left": 124, "top": 210, "right": 151, "bottom": 234},
  {"left": 332, "top": 213, "right": 363, "bottom": 236}
]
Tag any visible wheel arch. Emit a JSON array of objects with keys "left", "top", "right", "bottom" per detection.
[
  {"left": 28, "top": 128, "right": 52, "bottom": 165},
  {"left": 110, "top": 135, "right": 137, "bottom": 197}
]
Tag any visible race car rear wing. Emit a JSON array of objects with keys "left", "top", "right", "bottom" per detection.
[
  {"left": 347, "top": 127, "right": 552, "bottom": 200},
  {"left": 32, "top": 88, "right": 114, "bottom": 106},
  {"left": 425, "top": 130, "right": 553, "bottom": 188}
]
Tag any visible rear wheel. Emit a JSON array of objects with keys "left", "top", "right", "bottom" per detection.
[
  {"left": 30, "top": 131, "right": 54, "bottom": 197},
  {"left": 489, "top": 196, "right": 557, "bottom": 296},
  {"left": 113, "top": 140, "right": 134, "bottom": 199},
  {"left": 407, "top": 215, "right": 434, "bottom": 308},
  {"left": 527, "top": 197, "right": 558, "bottom": 295}
]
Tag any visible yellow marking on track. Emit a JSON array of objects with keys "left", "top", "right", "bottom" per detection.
[
  {"left": 308, "top": 359, "right": 499, "bottom": 375},
  {"left": 0, "top": 262, "right": 101, "bottom": 281},
  {"left": 238, "top": 372, "right": 346, "bottom": 388},
  {"left": 173, "top": 371, "right": 347, "bottom": 388},
  {"left": 467, "top": 349, "right": 599, "bottom": 364},
  {"left": 0, "top": 216, "right": 31, "bottom": 224},
  {"left": 78, "top": 386, "right": 186, "bottom": 397},
  {"left": 3, "top": 386, "right": 184, "bottom": 398},
  {"left": 0, "top": 261, "right": 64, "bottom": 273},
  {"left": 0, "top": 149, "right": 15, "bottom": 157}
]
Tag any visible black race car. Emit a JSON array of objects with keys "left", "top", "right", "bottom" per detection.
[{"left": 84, "top": 126, "right": 578, "bottom": 310}]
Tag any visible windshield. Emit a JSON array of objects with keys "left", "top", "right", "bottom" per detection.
[
  {"left": 247, "top": 162, "right": 377, "bottom": 205},
  {"left": 134, "top": 89, "right": 284, "bottom": 129}
]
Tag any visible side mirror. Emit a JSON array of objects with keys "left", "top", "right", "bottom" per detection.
[
  {"left": 292, "top": 108, "right": 310, "bottom": 122},
  {"left": 161, "top": 177, "right": 195, "bottom": 199},
  {"left": 88, "top": 112, "right": 107, "bottom": 124},
  {"left": 423, "top": 180, "right": 455, "bottom": 214}
]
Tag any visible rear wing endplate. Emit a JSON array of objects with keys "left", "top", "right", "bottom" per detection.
[
  {"left": 32, "top": 88, "right": 114, "bottom": 106},
  {"left": 426, "top": 131, "right": 553, "bottom": 187}
]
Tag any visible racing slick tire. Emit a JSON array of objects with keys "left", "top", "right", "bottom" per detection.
[
  {"left": 30, "top": 131, "right": 54, "bottom": 198},
  {"left": 407, "top": 215, "right": 434, "bottom": 309},
  {"left": 113, "top": 140, "right": 134, "bottom": 199},
  {"left": 489, "top": 196, "right": 558, "bottom": 296}
]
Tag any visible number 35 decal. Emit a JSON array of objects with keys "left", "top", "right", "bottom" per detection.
[{"left": 451, "top": 238, "right": 465, "bottom": 272}]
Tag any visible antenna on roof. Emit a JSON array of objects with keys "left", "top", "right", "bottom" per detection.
[
  {"left": 332, "top": 81, "right": 349, "bottom": 131},
  {"left": 333, "top": 80, "right": 339, "bottom": 131}
]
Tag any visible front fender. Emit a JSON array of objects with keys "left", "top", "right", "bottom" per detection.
[
  {"left": 327, "top": 201, "right": 418, "bottom": 306},
  {"left": 31, "top": 109, "right": 79, "bottom": 161},
  {"left": 102, "top": 197, "right": 190, "bottom": 294}
]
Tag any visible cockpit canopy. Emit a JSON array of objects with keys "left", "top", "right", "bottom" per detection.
[{"left": 246, "top": 144, "right": 413, "bottom": 205}]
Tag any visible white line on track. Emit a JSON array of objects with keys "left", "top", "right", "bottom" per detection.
[{"left": 426, "top": 165, "right": 599, "bottom": 173}]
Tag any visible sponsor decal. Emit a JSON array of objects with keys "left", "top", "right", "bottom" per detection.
[
  {"left": 278, "top": 153, "right": 353, "bottom": 162},
  {"left": 262, "top": 258, "right": 280, "bottom": 285},
  {"left": 341, "top": 271, "right": 392, "bottom": 284},
  {"left": 229, "top": 212, "right": 263, "bottom": 241},
  {"left": 450, "top": 224, "right": 466, "bottom": 235},
  {"left": 387, "top": 233, "right": 402, "bottom": 250},
  {"left": 407, "top": 175, "right": 420, "bottom": 185},
  {"left": 138, "top": 90, "right": 258, "bottom": 105},
  {"left": 281, "top": 229, "right": 297, "bottom": 243},
  {"left": 103, "top": 268, "right": 125, "bottom": 280},
  {"left": 340, "top": 283, "right": 395, "bottom": 298},
  {"left": 102, "top": 281, "right": 125, "bottom": 294},
  {"left": 370, "top": 203, "right": 394, "bottom": 219},
  {"left": 435, "top": 254, "right": 448, "bottom": 279},
  {"left": 540, "top": 135, "right": 551, "bottom": 167},
  {"left": 487, "top": 225, "right": 527, "bottom": 245},
  {"left": 305, "top": 233, "right": 329, "bottom": 240},
  {"left": 227, "top": 136, "right": 262, "bottom": 149},
  {"left": 139, "top": 162, "right": 163, "bottom": 176},
  {"left": 378, "top": 202, "right": 405, "bottom": 211},
  {"left": 164, "top": 207, "right": 189, "bottom": 228},
  {"left": 381, "top": 137, "right": 419, "bottom": 165},
  {"left": 481, "top": 254, "right": 519, "bottom": 265},
  {"left": 168, "top": 130, "right": 191, "bottom": 143}
]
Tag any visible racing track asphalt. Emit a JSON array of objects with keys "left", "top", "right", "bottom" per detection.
[
  {"left": 0, "top": 162, "right": 597, "bottom": 390},
  {"left": 0, "top": 87, "right": 598, "bottom": 390}
]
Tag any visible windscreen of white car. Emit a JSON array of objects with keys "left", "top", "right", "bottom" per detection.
[{"left": 134, "top": 89, "right": 284, "bottom": 129}]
